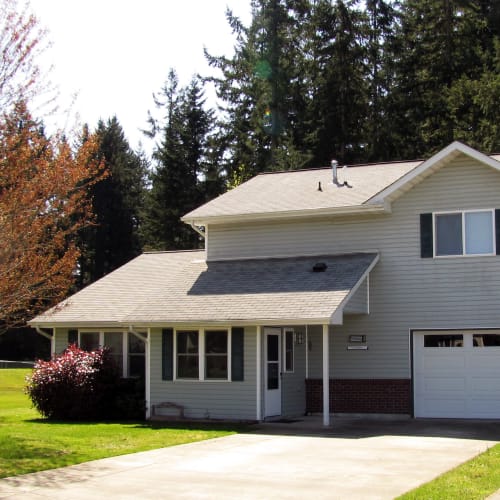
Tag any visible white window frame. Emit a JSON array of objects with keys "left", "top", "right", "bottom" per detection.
[
  {"left": 283, "top": 328, "right": 294, "bottom": 373},
  {"left": 173, "top": 327, "right": 232, "bottom": 382},
  {"left": 433, "top": 209, "right": 495, "bottom": 258},
  {"left": 77, "top": 329, "right": 144, "bottom": 378}
]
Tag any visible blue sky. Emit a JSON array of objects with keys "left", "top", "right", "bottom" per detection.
[{"left": 31, "top": 0, "right": 251, "bottom": 153}]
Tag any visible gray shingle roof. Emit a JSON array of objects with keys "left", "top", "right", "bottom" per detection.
[
  {"left": 183, "top": 147, "right": 500, "bottom": 223},
  {"left": 30, "top": 251, "right": 378, "bottom": 327},
  {"left": 183, "top": 161, "right": 421, "bottom": 222}
]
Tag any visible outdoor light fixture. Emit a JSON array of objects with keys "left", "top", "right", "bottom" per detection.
[{"left": 349, "top": 335, "right": 366, "bottom": 343}]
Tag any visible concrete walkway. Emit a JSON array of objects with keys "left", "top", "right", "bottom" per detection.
[{"left": 0, "top": 417, "right": 497, "bottom": 500}]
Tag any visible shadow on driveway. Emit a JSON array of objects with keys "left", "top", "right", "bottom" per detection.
[{"left": 252, "top": 415, "right": 500, "bottom": 441}]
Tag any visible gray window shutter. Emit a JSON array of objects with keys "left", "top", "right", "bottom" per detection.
[
  {"left": 496, "top": 210, "right": 500, "bottom": 255},
  {"left": 231, "top": 327, "right": 244, "bottom": 381},
  {"left": 68, "top": 329, "right": 78, "bottom": 345},
  {"left": 420, "top": 213, "right": 433, "bottom": 258},
  {"left": 162, "top": 328, "right": 174, "bottom": 380}
]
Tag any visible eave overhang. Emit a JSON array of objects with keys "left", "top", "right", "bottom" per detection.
[{"left": 182, "top": 203, "right": 388, "bottom": 227}]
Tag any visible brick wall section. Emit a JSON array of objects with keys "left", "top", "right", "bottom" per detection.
[{"left": 305, "top": 379, "right": 411, "bottom": 414}]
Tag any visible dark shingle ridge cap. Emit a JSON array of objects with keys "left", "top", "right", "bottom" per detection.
[{"left": 256, "top": 159, "right": 424, "bottom": 176}]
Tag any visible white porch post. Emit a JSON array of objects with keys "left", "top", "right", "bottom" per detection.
[
  {"left": 322, "top": 324, "right": 330, "bottom": 427},
  {"left": 256, "top": 326, "right": 262, "bottom": 421}
]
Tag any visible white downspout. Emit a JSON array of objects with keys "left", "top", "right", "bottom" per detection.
[
  {"left": 35, "top": 326, "right": 55, "bottom": 356},
  {"left": 189, "top": 223, "right": 206, "bottom": 239},
  {"left": 305, "top": 325, "right": 309, "bottom": 379},
  {"left": 256, "top": 326, "right": 262, "bottom": 421},
  {"left": 129, "top": 326, "right": 150, "bottom": 419}
]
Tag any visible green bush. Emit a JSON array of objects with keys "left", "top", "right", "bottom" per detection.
[{"left": 26, "top": 344, "right": 144, "bottom": 420}]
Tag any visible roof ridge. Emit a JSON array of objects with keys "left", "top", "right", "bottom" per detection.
[
  {"left": 256, "top": 159, "right": 424, "bottom": 176},
  {"left": 143, "top": 249, "right": 204, "bottom": 255}
]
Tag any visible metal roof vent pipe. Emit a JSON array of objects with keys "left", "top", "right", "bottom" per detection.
[
  {"left": 331, "top": 159, "right": 352, "bottom": 188},
  {"left": 331, "top": 159, "right": 339, "bottom": 185}
]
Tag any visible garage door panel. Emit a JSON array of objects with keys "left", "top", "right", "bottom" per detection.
[
  {"left": 469, "top": 398, "right": 500, "bottom": 417},
  {"left": 470, "top": 378, "right": 500, "bottom": 393},
  {"left": 468, "top": 356, "right": 500, "bottom": 371},
  {"left": 423, "top": 376, "right": 466, "bottom": 392},
  {"left": 414, "top": 331, "right": 500, "bottom": 419},
  {"left": 423, "top": 355, "right": 465, "bottom": 371},
  {"left": 419, "top": 398, "right": 466, "bottom": 418}
]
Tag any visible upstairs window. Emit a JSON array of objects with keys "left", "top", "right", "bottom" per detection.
[
  {"left": 421, "top": 210, "right": 498, "bottom": 258},
  {"left": 435, "top": 210, "right": 494, "bottom": 256}
]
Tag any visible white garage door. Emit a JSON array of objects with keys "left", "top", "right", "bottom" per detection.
[{"left": 413, "top": 330, "right": 500, "bottom": 418}]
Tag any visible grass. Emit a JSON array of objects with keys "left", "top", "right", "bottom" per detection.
[
  {"left": 0, "top": 368, "right": 241, "bottom": 479},
  {"left": 396, "top": 443, "right": 500, "bottom": 500}
]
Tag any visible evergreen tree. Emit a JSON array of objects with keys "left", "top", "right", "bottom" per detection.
[
  {"left": 361, "top": 0, "right": 397, "bottom": 161},
  {"left": 143, "top": 71, "right": 216, "bottom": 251},
  {"left": 387, "top": 0, "right": 495, "bottom": 158},
  {"left": 206, "top": 0, "right": 312, "bottom": 182},
  {"left": 304, "top": 0, "right": 368, "bottom": 165},
  {"left": 77, "top": 117, "right": 146, "bottom": 288}
]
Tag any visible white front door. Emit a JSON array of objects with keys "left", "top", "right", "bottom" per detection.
[{"left": 265, "top": 328, "right": 281, "bottom": 417}]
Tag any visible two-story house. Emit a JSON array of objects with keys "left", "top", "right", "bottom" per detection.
[{"left": 29, "top": 141, "right": 500, "bottom": 424}]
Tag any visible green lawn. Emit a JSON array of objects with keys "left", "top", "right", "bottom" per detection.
[
  {"left": 397, "top": 443, "right": 500, "bottom": 500},
  {"left": 0, "top": 369, "right": 240, "bottom": 479}
]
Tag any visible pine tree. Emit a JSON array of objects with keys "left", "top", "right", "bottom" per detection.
[
  {"left": 206, "top": 0, "right": 312, "bottom": 182},
  {"left": 143, "top": 71, "right": 216, "bottom": 250},
  {"left": 77, "top": 117, "right": 147, "bottom": 288},
  {"left": 361, "top": 0, "right": 397, "bottom": 161},
  {"left": 304, "top": 0, "right": 368, "bottom": 165},
  {"left": 387, "top": 0, "right": 494, "bottom": 158}
]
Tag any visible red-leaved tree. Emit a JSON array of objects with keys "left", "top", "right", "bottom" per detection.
[{"left": 0, "top": 101, "right": 104, "bottom": 331}]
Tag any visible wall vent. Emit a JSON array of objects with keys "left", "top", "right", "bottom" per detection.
[{"left": 312, "top": 262, "right": 327, "bottom": 272}]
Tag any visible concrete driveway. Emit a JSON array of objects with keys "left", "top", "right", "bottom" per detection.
[{"left": 0, "top": 417, "right": 498, "bottom": 500}]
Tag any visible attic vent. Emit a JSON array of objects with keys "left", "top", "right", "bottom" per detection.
[{"left": 312, "top": 262, "right": 327, "bottom": 272}]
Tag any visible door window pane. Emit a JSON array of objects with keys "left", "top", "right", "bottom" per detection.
[
  {"left": 465, "top": 211, "right": 493, "bottom": 255},
  {"left": 284, "top": 330, "right": 294, "bottom": 372},
  {"left": 435, "top": 213, "right": 462, "bottom": 256},
  {"left": 424, "top": 334, "right": 463, "bottom": 347},
  {"left": 267, "top": 363, "right": 279, "bottom": 390},
  {"left": 267, "top": 335, "right": 279, "bottom": 362}
]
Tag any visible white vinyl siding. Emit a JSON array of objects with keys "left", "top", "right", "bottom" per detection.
[
  {"left": 281, "top": 326, "right": 307, "bottom": 416},
  {"left": 150, "top": 326, "right": 257, "bottom": 420},
  {"left": 208, "top": 154, "right": 500, "bottom": 380},
  {"left": 54, "top": 328, "right": 70, "bottom": 354}
]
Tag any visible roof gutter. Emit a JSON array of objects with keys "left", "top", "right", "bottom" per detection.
[
  {"left": 35, "top": 326, "right": 55, "bottom": 356},
  {"left": 35, "top": 326, "right": 53, "bottom": 341},
  {"left": 183, "top": 203, "right": 388, "bottom": 227},
  {"left": 189, "top": 223, "right": 206, "bottom": 239}
]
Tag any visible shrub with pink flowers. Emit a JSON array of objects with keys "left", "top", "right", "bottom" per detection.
[{"left": 26, "top": 344, "right": 144, "bottom": 420}]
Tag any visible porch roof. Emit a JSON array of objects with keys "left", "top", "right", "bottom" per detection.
[{"left": 29, "top": 251, "right": 379, "bottom": 328}]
